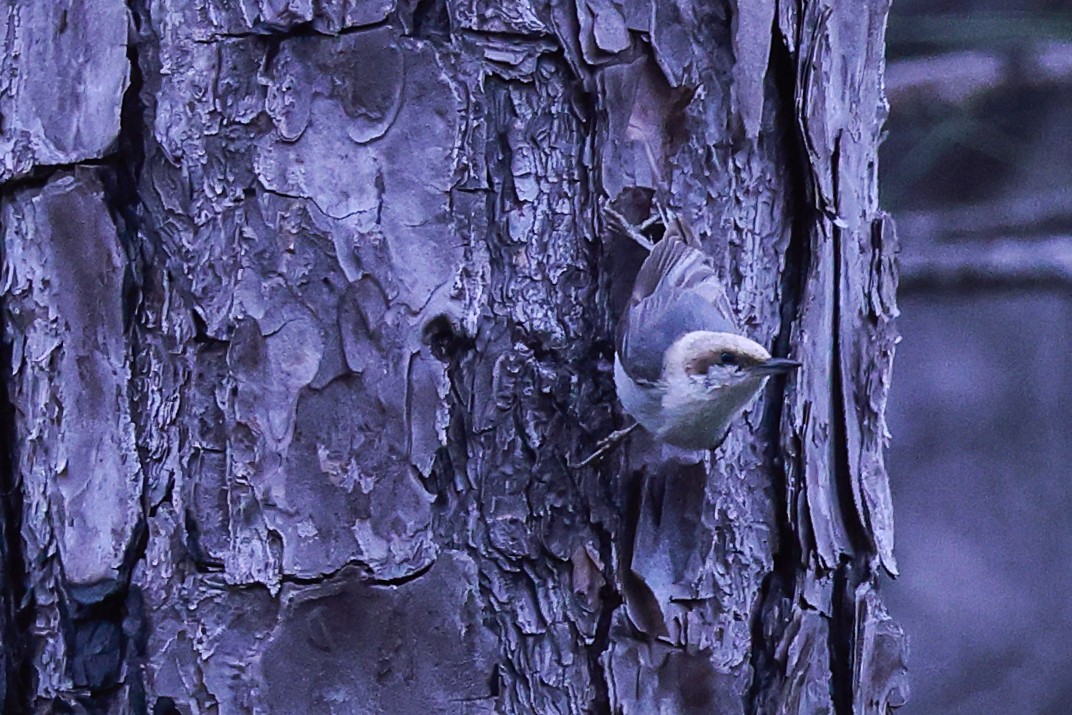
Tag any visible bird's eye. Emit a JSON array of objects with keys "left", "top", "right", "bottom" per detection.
[{"left": 719, "top": 352, "right": 737, "bottom": 366}]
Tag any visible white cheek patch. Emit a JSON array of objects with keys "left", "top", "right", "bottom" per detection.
[{"left": 702, "top": 365, "right": 735, "bottom": 388}]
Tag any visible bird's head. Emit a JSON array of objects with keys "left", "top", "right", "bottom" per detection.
[{"left": 664, "top": 331, "right": 801, "bottom": 395}]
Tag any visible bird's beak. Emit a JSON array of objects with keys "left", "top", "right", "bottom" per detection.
[{"left": 753, "top": 357, "right": 802, "bottom": 375}]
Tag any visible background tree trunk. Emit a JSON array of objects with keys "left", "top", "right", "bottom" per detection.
[{"left": 0, "top": 1, "right": 907, "bottom": 713}]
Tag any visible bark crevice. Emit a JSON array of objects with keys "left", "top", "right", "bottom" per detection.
[{"left": 0, "top": 264, "right": 32, "bottom": 715}]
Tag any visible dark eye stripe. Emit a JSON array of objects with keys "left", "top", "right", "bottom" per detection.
[{"left": 686, "top": 350, "right": 744, "bottom": 375}]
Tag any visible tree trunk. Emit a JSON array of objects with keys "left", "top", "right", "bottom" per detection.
[{"left": 0, "top": 1, "right": 907, "bottom": 713}]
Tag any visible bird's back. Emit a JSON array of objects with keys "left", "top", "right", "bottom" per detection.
[{"left": 616, "top": 224, "right": 736, "bottom": 385}]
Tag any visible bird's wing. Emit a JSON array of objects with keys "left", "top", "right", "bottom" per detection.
[{"left": 616, "top": 234, "right": 737, "bottom": 385}]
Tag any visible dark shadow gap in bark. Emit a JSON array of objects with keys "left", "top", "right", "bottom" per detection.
[
  {"left": 746, "top": 16, "right": 816, "bottom": 714},
  {"left": 57, "top": 587, "right": 129, "bottom": 699},
  {"left": 763, "top": 17, "right": 814, "bottom": 601},
  {"left": 828, "top": 220, "right": 854, "bottom": 715},
  {"left": 584, "top": 540, "right": 622, "bottom": 715},
  {"left": 829, "top": 555, "right": 867, "bottom": 715},
  {"left": 0, "top": 258, "right": 33, "bottom": 715},
  {"left": 0, "top": 159, "right": 112, "bottom": 194},
  {"left": 189, "top": 18, "right": 394, "bottom": 46},
  {"left": 102, "top": 0, "right": 150, "bottom": 536},
  {"left": 90, "top": 1, "right": 154, "bottom": 709},
  {"left": 827, "top": 139, "right": 874, "bottom": 560},
  {"left": 407, "top": 0, "right": 452, "bottom": 41},
  {"left": 827, "top": 133, "right": 875, "bottom": 714},
  {"left": 277, "top": 558, "right": 434, "bottom": 587}
]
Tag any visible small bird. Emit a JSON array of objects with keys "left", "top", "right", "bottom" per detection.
[{"left": 575, "top": 209, "right": 800, "bottom": 466}]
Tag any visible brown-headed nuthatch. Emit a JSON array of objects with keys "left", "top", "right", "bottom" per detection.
[{"left": 611, "top": 211, "right": 800, "bottom": 451}]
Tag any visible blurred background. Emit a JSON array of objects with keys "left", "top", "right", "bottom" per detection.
[{"left": 880, "top": 1, "right": 1072, "bottom": 713}]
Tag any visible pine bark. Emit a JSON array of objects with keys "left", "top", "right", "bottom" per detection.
[{"left": 0, "top": 1, "right": 907, "bottom": 713}]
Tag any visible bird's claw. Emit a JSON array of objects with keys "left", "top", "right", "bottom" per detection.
[
  {"left": 568, "top": 421, "right": 640, "bottom": 469},
  {"left": 602, "top": 204, "right": 656, "bottom": 252}
]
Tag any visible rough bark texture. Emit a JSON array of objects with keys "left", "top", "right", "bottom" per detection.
[{"left": 0, "top": 1, "right": 906, "bottom": 713}]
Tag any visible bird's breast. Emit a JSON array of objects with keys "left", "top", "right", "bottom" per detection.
[
  {"left": 659, "top": 377, "right": 766, "bottom": 450},
  {"left": 614, "top": 357, "right": 767, "bottom": 450}
]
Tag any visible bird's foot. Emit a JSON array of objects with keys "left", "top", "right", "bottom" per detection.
[
  {"left": 602, "top": 204, "right": 656, "bottom": 252},
  {"left": 569, "top": 421, "right": 640, "bottom": 468}
]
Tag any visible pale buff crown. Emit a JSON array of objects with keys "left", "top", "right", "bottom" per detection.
[{"left": 663, "top": 330, "right": 772, "bottom": 380}]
